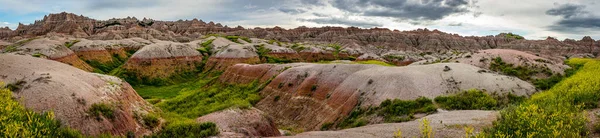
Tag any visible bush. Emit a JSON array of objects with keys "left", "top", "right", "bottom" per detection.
[
  {"left": 151, "top": 122, "right": 219, "bottom": 138},
  {"left": 489, "top": 57, "right": 548, "bottom": 81},
  {"left": 320, "top": 122, "right": 334, "bottom": 131},
  {"left": 434, "top": 89, "right": 498, "bottom": 110},
  {"left": 143, "top": 114, "right": 160, "bottom": 129},
  {"left": 0, "top": 83, "right": 84, "bottom": 137},
  {"left": 88, "top": 103, "right": 115, "bottom": 120},
  {"left": 380, "top": 97, "right": 437, "bottom": 120},
  {"left": 338, "top": 97, "right": 437, "bottom": 129}
]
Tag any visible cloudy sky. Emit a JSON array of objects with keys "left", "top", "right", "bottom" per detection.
[{"left": 0, "top": 0, "right": 599, "bottom": 40}]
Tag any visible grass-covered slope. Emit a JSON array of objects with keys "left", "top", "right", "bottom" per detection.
[{"left": 488, "top": 58, "right": 600, "bottom": 137}]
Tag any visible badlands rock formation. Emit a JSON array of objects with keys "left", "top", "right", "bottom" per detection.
[
  {"left": 453, "top": 49, "right": 570, "bottom": 76},
  {"left": 2, "top": 12, "right": 598, "bottom": 58},
  {"left": 220, "top": 63, "right": 535, "bottom": 131},
  {"left": 7, "top": 37, "right": 94, "bottom": 72},
  {"left": 0, "top": 54, "right": 156, "bottom": 136},
  {"left": 196, "top": 108, "right": 280, "bottom": 137},
  {"left": 122, "top": 40, "right": 203, "bottom": 79},
  {"left": 70, "top": 38, "right": 151, "bottom": 64}
]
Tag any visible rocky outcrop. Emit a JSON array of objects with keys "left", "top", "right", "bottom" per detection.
[
  {"left": 122, "top": 41, "right": 202, "bottom": 79},
  {"left": 204, "top": 44, "right": 260, "bottom": 71},
  {"left": 3, "top": 12, "right": 597, "bottom": 58},
  {"left": 196, "top": 108, "right": 280, "bottom": 137},
  {"left": 220, "top": 63, "right": 535, "bottom": 131},
  {"left": 0, "top": 54, "right": 157, "bottom": 136},
  {"left": 283, "top": 110, "right": 497, "bottom": 138},
  {"left": 453, "top": 49, "right": 570, "bottom": 76},
  {"left": 70, "top": 38, "right": 151, "bottom": 64},
  {"left": 7, "top": 37, "right": 94, "bottom": 72}
]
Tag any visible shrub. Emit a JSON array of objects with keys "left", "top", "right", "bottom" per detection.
[
  {"left": 0, "top": 83, "right": 84, "bottom": 137},
  {"left": 151, "top": 122, "right": 219, "bottom": 138},
  {"left": 88, "top": 103, "right": 115, "bottom": 120},
  {"left": 380, "top": 97, "right": 437, "bottom": 120},
  {"left": 321, "top": 122, "right": 334, "bottom": 131},
  {"left": 434, "top": 89, "right": 498, "bottom": 110},
  {"left": 338, "top": 97, "right": 437, "bottom": 129},
  {"left": 419, "top": 118, "right": 433, "bottom": 138},
  {"left": 143, "top": 114, "right": 160, "bottom": 129}
]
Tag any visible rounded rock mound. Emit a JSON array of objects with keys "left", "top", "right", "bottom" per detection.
[
  {"left": 122, "top": 40, "right": 202, "bottom": 80},
  {"left": 0, "top": 54, "right": 157, "bottom": 136},
  {"left": 196, "top": 108, "right": 281, "bottom": 137},
  {"left": 8, "top": 37, "right": 94, "bottom": 72},
  {"left": 220, "top": 63, "right": 535, "bottom": 131},
  {"left": 70, "top": 38, "right": 151, "bottom": 64}
]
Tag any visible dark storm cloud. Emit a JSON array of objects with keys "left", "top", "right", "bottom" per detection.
[
  {"left": 547, "top": 3, "right": 600, "bottom": 32},
  {"left": 278, "top": 8, "right": 307, "bottom": 15},
  {"left": 545, "top": 4, "right": 587, "bottom": 18},
  {"left": 85, "top": 0, "right": 160, "bottom": 10},
  {"left": 331, "top": 0, "right": 472, "bottom": 20},
  {"left": 298, "top": 17, "right": 382, "bottom": 28}
]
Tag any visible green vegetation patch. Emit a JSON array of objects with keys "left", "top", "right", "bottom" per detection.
[
  {"left": 337, "top": 97, "right": 437, "bottom": 129},
  {"left": 156, "top": 77, "right": 267, "bottom": 118},
  {"left": 150, "top": 122, "right": 218, "bottom": 138},
  {"left": 224, "top": 35, "right": 251, "bottom": 43},
  {"left": 486, "top": 58, "right": 600, "bottom": 137},
  {"left": 88, "top": 103, "right": 115, "bottom": 120},
  {"left": 254, "top": 44, "right": 293, "bottom": 64},
  {"left": 504, "top": 33, "right": 524, "bottom": 39},
  {"left": 85, "top": 54, "right": 128, "bottom": 74},
  {"left": 489, "top": 57, "right": 552, "bottom": 81},
  {"left": 64, "top": 40, "right": 80, "bottom": 48},
  {"left": 0, "top": 83, "right": 83, "bottom": 137},
  {"left": 434, "top": 89, "right": 525, "bottom": 110}
]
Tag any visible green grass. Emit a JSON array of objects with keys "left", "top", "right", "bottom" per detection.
[
  {"left": 486, "top": 58, "right": 600, "bottom": 137},
  {"left": 154, "top": 76, "right": 268, "bottom": 118},
  {"left": 0, "top": 83, "right": 83, "bottom": 137},
  {"left": 354, "top": 60, "right": 395, "bottom": 66}
]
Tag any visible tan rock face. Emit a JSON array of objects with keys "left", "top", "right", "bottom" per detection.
[
  {"left": 220, "top": 63, "right": 535, "bottom": 131},
  {"left": 196, "top": 108, "right": 280, "bottom": 137},
  {"left": 0, "top": 54, "right": 156, "bottom": 136},
  {"left": 123, "top": 41, "right": 203, "bottom": 79}
]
